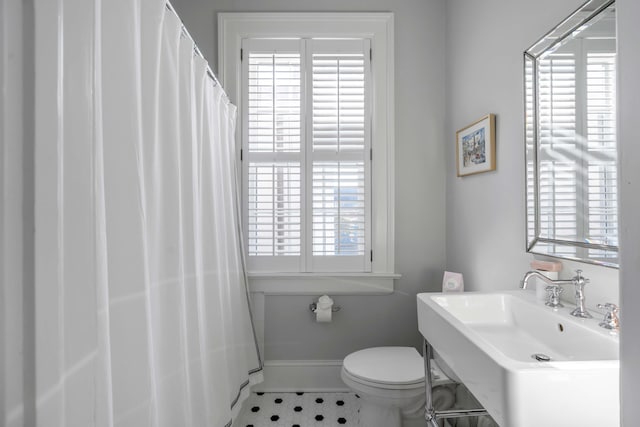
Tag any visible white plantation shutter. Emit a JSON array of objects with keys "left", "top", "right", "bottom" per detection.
[
  {"left": 243, "top": 39, "right": 304, "bottom": 272},
  {"left": 307, "top": 40, "right": 370, "bottom": 271},
  {"left": 312, "top": 51, "right": 367, "bottom": 152},
  {"left": 242, "top": 38, "right": 371, "bottom": 273}
]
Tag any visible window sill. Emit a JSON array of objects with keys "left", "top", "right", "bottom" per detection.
[{"left": 247, "top": 272, "right": 400, "bottom": 295}]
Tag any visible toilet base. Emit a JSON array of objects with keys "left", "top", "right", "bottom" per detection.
[
  {"left": 357, "top": 399, "right": 425, "bottom": 427},
  {"left": 358, "top": 400, "right": 402, "bottom": 427},
  {"left": 349, "top": 380, "right": 425, "bottom": 427}
]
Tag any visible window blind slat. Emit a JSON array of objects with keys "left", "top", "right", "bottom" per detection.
[{"left": 312, "top": 53, "right": 366, "bottom": 152}]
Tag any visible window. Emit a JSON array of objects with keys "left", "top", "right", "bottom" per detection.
[
  {"left": 243, "top": 38, "right": 371, "bottom": 273},
  {"left": 219, "top": 13, "right": 396, "bottom": 292}
]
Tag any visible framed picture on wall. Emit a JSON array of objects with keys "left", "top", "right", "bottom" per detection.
[{"left": 456, "top": 114, "right": 496, "bottom": 177}]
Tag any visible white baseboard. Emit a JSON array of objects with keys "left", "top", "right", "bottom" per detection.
[{"left": 252, "top": 360, "right": 349, "bottom": 393}]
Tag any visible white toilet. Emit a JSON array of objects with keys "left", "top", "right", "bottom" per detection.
[{"left": 341, "top": 346, "right": 426, "bottom": 427}]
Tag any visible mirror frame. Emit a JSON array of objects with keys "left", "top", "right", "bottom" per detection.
[{"left": 524, "top": 0, "right": 618, "bottom": 268}]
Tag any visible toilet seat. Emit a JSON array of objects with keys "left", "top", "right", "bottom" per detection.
[{"left": 342, "top": 347, "right": 424, "bottom": 390}]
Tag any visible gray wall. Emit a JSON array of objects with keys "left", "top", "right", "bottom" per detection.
[
  {"left": 617, "top": 0, "right": 640, "bottom": 424},
  {"left": 171, "top": 0, "right": 447, "bottom": 360},
  {"left": 2, "top": 1, "right": 25, "bottom": 425}
]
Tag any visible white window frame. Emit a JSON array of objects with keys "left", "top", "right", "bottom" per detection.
[{"left": 219, "top": 13, "right": 397, "bottom": 294}]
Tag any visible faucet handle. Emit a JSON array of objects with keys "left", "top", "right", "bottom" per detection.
[
  {"left": 574, "top": 269, "right": 590, "bottom": 284},
  {"left": 597, "top": 302, "right": 618, "bottom": 312},
  {"left": 596, "top": 303, "right": 620, "bottom": 331},
  {"left": 545, "top": 285, "right": 564, "bottom": 308}
]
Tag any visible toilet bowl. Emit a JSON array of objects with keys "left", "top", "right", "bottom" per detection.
[{"left": 341, "top": 347, "right": 426, "bottom": 427}]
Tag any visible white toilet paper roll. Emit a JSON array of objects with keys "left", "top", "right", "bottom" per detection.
[
  {"left": 315, "top": 295, "right": 333, "bottom": 322},
  {"left": 316, "top": 309, "right": 332, "bottom": 322}
]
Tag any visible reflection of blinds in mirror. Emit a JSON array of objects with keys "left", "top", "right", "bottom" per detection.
[
  {"left": 587, "top": 53, "right": 616, "bottom": 152},
  {"left": 586, "top": 52, "right": 617, "bottom": 255},
  {"left": 525, "top": 0, "right": 618, "bottom": 266},
  {"left": 539, "top": 161, "right": 578, "bottom": 253},
  {"left": 538, "top": 54, "right": 576, "bottom": 148},
  {"left": 538, "top": 53, "right": 578, "bottom": 250},
  {"left": 525, "top": 58, "right": 536, "bottom": 244}
]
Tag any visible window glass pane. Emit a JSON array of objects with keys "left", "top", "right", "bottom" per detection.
[
  {"left": 312, "top": 162, "right": 365, "bottom": 256},
  {"left": 248, "top": 53, "right": 301, "bottom": 153},
  {"left": 248, "top": 162, "right": 301, "bottom": 256}
]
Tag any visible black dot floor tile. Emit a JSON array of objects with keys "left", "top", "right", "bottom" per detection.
[{"left": 236, "top": 392, "right": 359, "bottom": 426}]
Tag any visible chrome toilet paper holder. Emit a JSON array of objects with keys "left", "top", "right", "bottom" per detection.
[{"left": 309, "top": 302, "right": 341, "bottom": 313}]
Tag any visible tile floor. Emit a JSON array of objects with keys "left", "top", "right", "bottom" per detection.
[{"left": 235, "top": 392, "right": 360, "bottom": 427}]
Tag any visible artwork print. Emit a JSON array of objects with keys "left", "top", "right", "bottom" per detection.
[
  {"left": 462, "top": 127, "right": 486, "bottom": 167},
  {"left": 456, "top": 114, "right": 496, "bottom": 177}
]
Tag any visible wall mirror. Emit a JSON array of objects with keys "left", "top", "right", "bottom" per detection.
[{"left": 525, "top": 0, "right": 618, "bottom": 267}]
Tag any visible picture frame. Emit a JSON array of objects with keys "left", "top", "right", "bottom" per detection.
[{"left": 456, "top": 114, "right": 496, "bottom": 177}]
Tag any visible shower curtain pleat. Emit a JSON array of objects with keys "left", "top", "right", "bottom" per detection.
[{"left": 33, "top": 1, "right": 262, "bottom": 426}]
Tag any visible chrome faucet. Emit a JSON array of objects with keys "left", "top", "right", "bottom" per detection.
[
  {"left": 520, "top": 269, "right": 592, "bottom": 318},
  {"left": 596, "top": 303, "right": 620, "bottom": 331}
]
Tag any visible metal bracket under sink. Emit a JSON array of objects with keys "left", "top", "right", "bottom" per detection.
[{"left": 423, "top": 339, "right": 490, "bottom": 427}]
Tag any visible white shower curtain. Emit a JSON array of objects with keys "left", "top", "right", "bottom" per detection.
[{"left": 33, "top": 1, "right": 262, "bottom": 426}]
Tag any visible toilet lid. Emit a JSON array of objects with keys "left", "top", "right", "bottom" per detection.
[{"left": 343, "top": 347, "right": 424, "bottom": 386}]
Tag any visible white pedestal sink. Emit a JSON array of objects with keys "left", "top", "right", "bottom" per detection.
[{"left": 417, "top": 290, "right": 619, "bottom": 427}]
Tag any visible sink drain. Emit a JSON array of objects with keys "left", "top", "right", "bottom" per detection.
[{"left": 532, "top": 353, "right": 551, "bottom": 362}]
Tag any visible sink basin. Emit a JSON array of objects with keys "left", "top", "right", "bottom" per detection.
[{"left": 417, "top": 290, "right": 619, "bottom": 427}]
